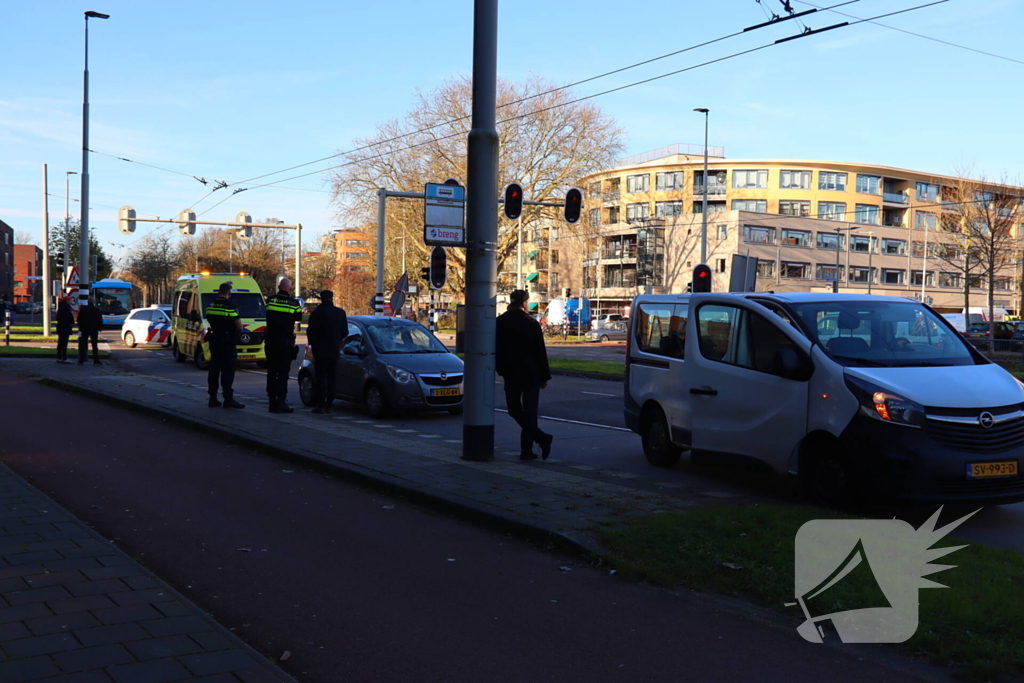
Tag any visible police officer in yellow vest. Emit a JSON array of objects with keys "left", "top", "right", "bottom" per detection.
[
  {"left": 205, "top": 281, "right": 245, "bottom": 409},
  {"left": 265, "top": 276, "right": 303, "bottom": 413}
]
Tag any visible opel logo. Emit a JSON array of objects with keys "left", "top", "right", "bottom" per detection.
[
  {"left": 240, "top": 333, "right": 251, "bottom": 344},
  {"left": 440, "top": 372, "right": 447, "bottom": 380},
  {"left": 978, "top": 412, "right": 995, "bottom": 429}
]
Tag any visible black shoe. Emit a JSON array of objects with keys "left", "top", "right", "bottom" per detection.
[
  {"left": 540, "top": 434, "right": 553, "bottom": 460},
  {"left": 520, "top": 452, "right": 538, "bottom": 461},
  {"left": 209, "top": 398, "right": 222, "bottom": 408},
  {"left": 223, "top": 399, "right": 245, "bottom": 409},
  {"left": 277, "top": 402, "right": 294, "bottom": 414}
]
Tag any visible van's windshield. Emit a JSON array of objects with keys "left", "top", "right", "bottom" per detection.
[
  {"left": 788, "top": 300, "right": 980, "bottom": 368},
  {"left": 200, "top": 293, "right": 266, "bottom": 319}
]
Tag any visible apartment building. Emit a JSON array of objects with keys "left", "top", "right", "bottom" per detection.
[
  {"left": 0, "top": 220, "right": 14, "bottom": 301},
  {"left": 548, "top": 144, "right": 1024, "bottom": 315},
  {"left": 335, "top": 227, "right": 372, "bottom": 275},
  {"left": 13, "top": 244, "right": 43, "bottom": 303}
]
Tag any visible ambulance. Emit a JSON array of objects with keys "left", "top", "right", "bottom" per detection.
[{"left": 169, "top": 272, "right": 268, "bottom": 369}]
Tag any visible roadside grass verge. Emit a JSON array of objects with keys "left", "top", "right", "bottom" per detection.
[
  {"left": 548, "top": 358, "right": 623, "bottom": 376},
  {"left": 0, "top": 346, "right": 108, "bottom": 357},
  {"left": 597, "top": 503, "right": 1024, "bottom": 680}
]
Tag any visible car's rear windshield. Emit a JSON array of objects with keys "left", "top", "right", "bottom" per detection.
[
  {"left": 366, "top": 324, "right": 448, "bottom": 354},
  {"left": 967, "top": 323, "right": 990, "bottom": 332},
  {"left": 200, "top": 293, "right": 266, "bottom": 319}
]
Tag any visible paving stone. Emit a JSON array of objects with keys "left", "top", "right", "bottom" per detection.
[
  {"left": 2, "top": 632, "right": 82, "bottom": 658},
  {"left": 53, "top": 643, "right": 135, "bottom": 673},
  {"left": 180, "top": 650, "right": 259, "bottom": 676},
  {"left": 0, "top": 601, "right": 53, "bottom": 624},
  {"left": 42, "top": 558, "right": 105, "bottom": 572},
  {"left": 189, "top": 631, "right": 232, "bottom": 652},
  {"left": 36, "top": 670, "right": 115, "bottom": 682},
  {"left": 106, "top": 657, "right": 190, "bottom": 683},
  {"left": 26, "top": 610, "right": 101, "bottom": 635},
  {"left": 5, "top": 584, "right": 73, "bottom": 605},
  {"left": 140, "top": 615, "right": 212, "bottom": 637},
  {"left": 0, "top": 620, "right": 31, "bottom": 641},
  {"left": 23, "top": 570, "right": 89, "bottom": 589},
  {"left": 58, "top": 546, "right": 120, "bottom": 560},
  {"left": 153, "top": 601, "right": 191, "bottom": 618},
  {"left": 126, "top": 634, "right": 203, "bottom": 660},
  {"left": 81, "top": 566, "right": 141, "bottom": 581},
  {"left": 108, "top": 588, "right": 172, "bottom": 607},
  {"left": 0, "top": 576, "right": 29, "bottom": 593},
  {"left": 0, "top": 655, "right": 62, "bottom": 682},
  {"left": 7, "top": 550, "right": 65, "bottom": 565},
  {"left": 74, "top": 623, "right": 150, "bottom": 647},
  {"left": 94, "top": 603, "right": 164, "bottom": 625},
  {"left": 120, "top": 577, "right": 158, "bottom": 590},
  {"left": 49, "top": 594, "right": 118, "bottom": 615},
  {"left": 67, "top": 579, "right": 129, "bottom": 597}
]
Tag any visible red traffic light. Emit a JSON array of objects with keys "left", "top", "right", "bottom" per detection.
[
  {"left": 564, "top": 187, "right": 582, "bottom": 224},
  {"left": 692, "top": 264, "right": 712, "bottom": 293},
  {"left": 503, "top": 182, "right": 524, "bottom": 220}
]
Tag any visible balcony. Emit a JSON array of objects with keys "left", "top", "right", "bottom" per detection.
[
  {"left": 693, "top": 183, "right": 727, "bottom": 196},
  {"left": 601, "top": 246, "right": 638, "bottom": 260},
  {"left": 883, "top": 192, "right": 908, "bottom": 205},
  {"left": 601, "top": 277, "right": 637, "bottom": 288},
  {"left": 602, "top": 192, "right": 620, "bottom": 206}
]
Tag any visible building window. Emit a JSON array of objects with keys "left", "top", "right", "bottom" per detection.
[
  {"left": 732, "top": 169, "right": 768, "bottom": 189},
  {"left": 608, "top": 207, "right": 619, "bottom": 223},
  {"left": 969, "top": 274, "right": 984, "bottom": 289},
  {"left": 856, "top": 175, "right": 881, "bottom": 194},
  {"left": 626, "top": 174, "right": 650, "bottom": 193},
  {"left": 995, "top": 277, "right": 1012, "bottom": 291},
  {"left": 939, "top": 272, "right": 962, "bottom": 288},
  {"left": 551, "top": 250, "right": 560, "bottom": 264},
  {"left": 716, "top": 258, "right": 727, "bottom": 273},
  {"left": 717, "top": 224, "right": 728, "bottom": 240},
  {"left": 626, "top": 203, "right": 650, "bottom": 222},
  {"left": 937, "top": 244, "right": 963, "bottom": 260},
  {"left": 911, "top": 271, "right": 934, "bottom": 287},
  {"left": 346, "top": 265, "right": 368, "bottom": 273},
  {"left": 881, "top": 269, "right": 905, "bottom": 285},
  {"left": 818, "top": 202, "right": 847, "bottom": 221},
  {"left": 589, "top": 182, "right": 601, "bottom": 198},
  {"left": 915, "top": 211, "right": 937, "bottom": 229},
  {"left": 655, "top": 171, "right": 683, "bottom": 191},
  {"left": 346, "top": 252, "right": 368, "bottom": 259},
  {"left": 655, "top": 201, "right": 682, "bottom": 218},
  {"left": 779, "top": 170, "right": 811, "bottom": 189},
  {"left": 589, "top": 209, "right": 601, "bottom": 226},
  {"left": 694, "top": 201, "right": 726, "bottom": 214},
  {"left": 732, "top": 199, "right": 767, "bottom": 212},
  {"left": 850, "top": 235, "right": 875, "bottom": 253},
  {"left": 854, "top": 204, "right": 880, "bottom": 225},
  {"left": 781, "top": 262, "right": 810, "bottom": 279},
  {"left": 550, "top": 272, "right": 559, "bottom": 290},
  {"left": 743, "top": 225, "right": 775, "bottom": 244},
  {"left": 756, "top": 259, "right": 776, "bottom": 278},
  {"left": 345, "top": 239, "right": 368, "bottom": 247},
  {"left": 819, "top": 172, "right": 848, "bottom": 192},
  {"left": 779, "top": 200, "right": 811, "bottom": 217},
  {"left": 780, "top": 229, "right": 811, "bottom": 247},
  {"left": 883, "top": 239, "right": 906, "bottom": 255},
  {"left": 850, "top": 267, "right": 874, "bottom": 284},
  {"left": 916, "top": 182, "right": 939, "bottom": 202},
  {"left": 815, "top": 264, "right": 844, "bottom": 281},
  {"left": 816, "top": 232, "right": 845, "bottom": 250}
]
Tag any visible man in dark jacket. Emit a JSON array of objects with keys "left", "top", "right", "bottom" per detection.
[
  {"left": 205, "top": 282, "right": 245, "bottom": 409},
  {"left": 306, "top": 289, "right": 348, "bottom": 414},
  {"left": 495, "top": 289, "right": 553, "bottom": 460},
  {"left": 264, "top": 277, "right": 303, "bottom": 413},
  {"left": 56, "top": 294, "right": 75, "bottom": 363},
  {"left": 76, "top": 294, "right": 103, "bottom": 365}
]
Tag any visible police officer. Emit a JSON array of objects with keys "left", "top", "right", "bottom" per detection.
[
  {"left": 265, "top": 276, "right": 303, "bottom": 413},
  {"left": 77, "top": 293, "right": 103, "bottom": 365},
  {"left": 205, "top": 281, "right": 245, "bottom": 409}
]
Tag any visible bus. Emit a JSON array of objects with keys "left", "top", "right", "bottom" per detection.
[{"left": 91, "top": 278, "right": 134, "bottom": 326}]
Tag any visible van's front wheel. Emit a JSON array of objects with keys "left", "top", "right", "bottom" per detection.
[
  {"left": 641, "top": 406, "right": 681, "bottom": 468},
  {"left": 802, "top": 454, "right": 853, "bottom": 506}
]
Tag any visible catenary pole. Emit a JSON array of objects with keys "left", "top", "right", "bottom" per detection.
[
  {"left": 80, "top": 11, "right": 109, "bottom": 306},
  {"left": 64, "top": 171, "right": 76, "bottom": 284},
  {"left": 42, "top": 165, "right": 51, "bottom": 336},
  {"left": 375, "top": 188, "right": 386, "bottom": 315},
  {"left": 462, "top": 0, "right": 499, "bottom": 462}
]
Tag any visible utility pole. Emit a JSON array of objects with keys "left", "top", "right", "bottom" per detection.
[
  {"left": 41, "top": 164, "right": 51, "bottom": 337},
  {"left": 80, "top": 10, "right": 109, "bottom": 305},
  {"left": 867, "top": 230, "right": 875, "bottom": 295},
  {"left": 64, "top": 171, "right": 76, "bottom": 283},
  {"left": 462, "top": 0, "right": 498, "bottom": 462},
  {"left": 694, "top": 108, "right": 710, "bottom": 265}
]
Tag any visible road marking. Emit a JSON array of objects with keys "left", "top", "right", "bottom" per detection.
[
  {"left": 496, "top": 409, "right": 631, "bottom": 432},
  {"left": 580, "top": 391, "right": 615, "bottom": 397}
]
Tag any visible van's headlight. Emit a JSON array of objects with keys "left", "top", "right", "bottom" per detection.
[
  {"left": 845, "top": 376, "right": 924, "bottom": 428},
  {"left": 386, "top": 365, "right": 414, "bottom": 384}
]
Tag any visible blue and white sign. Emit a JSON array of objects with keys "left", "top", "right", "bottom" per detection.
[{"left": 424, "top": 182, "right": 466, "bottom": 247}]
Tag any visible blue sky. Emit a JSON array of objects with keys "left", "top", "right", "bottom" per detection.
[{"left": 3, "top": 0, "right": 1023, "bottom": 264}]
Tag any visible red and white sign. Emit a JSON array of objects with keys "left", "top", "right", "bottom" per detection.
[
  {"left": 383, "top": 302, "right": 393, "bottom": 317},
  {"left": 65, "top": 266, "right": 81, "bottom": 311}
]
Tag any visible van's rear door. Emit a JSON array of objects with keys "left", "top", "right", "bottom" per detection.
[{"left": 685, "top": 294, "right": 813, "bottom": 473}]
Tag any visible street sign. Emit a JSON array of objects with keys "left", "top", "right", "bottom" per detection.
[
  {"left": 383, "top": 302, "right": 393, "bottom": 317},
  {"left": 389, "top": 290, "right": 406, "bottom": 316},
  {"left": 65, "top": 266, "right": 80, "bottom": 311},
  {"left": 424, "top": 182, "right": 466, "bottom": 247}
]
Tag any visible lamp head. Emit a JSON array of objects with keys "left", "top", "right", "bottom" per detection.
[
  {"left": 694, "top": 108, "right": 709, "bottom": 114},
  {"left": 85, "top": 11, "right": 110, "bottom": 19}
]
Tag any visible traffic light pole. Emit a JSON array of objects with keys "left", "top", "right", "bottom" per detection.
[
  {"left": 376, "top": 188, "right": 424, "bottom": 315},
  {"left": 462, "top": 0, "right": 499, "bottom": 462}
]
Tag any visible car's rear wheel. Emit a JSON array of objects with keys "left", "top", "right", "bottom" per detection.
[
  {"left": 194, "top": 344, "right": 209, "bottom": 371},
  {"left": 364, "top": 382, "right": 390, "bottom": 419},
  {"left": 641, "top": 406, "right": 681, "bottom": 468},
  {"left": 124, "top": 331, "right": 136, "bottom": 348},
  {"left": 298, "top": 372, "right": 316, "bottom": 407},
  {"left": 600, "top": 335, "right": 610, "bottom": 342},
  {"left": 172, "top": 339, "right": 186, "bottom": 363}
]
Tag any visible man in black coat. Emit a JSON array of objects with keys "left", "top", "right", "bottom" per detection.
[
  {"left": 77, "top": 294, "right": 103, "bottom": 365},
  {"left": 56, "top": 294, "right": 75, "bottom": 363},
  {"left": 264, "top": 277, "right": 303, "bottom": 413},
  {"left": 495, "top": 289, "right": 553, "bottom": 460},
  {"left": 306, "top": 289, "right": 348, "bottom": 414}
]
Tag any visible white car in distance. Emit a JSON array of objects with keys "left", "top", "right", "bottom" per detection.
[{"left": 121, "top": 305, "right": 173, "bottom": 348}]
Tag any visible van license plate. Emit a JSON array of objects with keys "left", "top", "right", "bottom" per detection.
[
  {"left": 966, "top": 461, "right": 1018, "bottom": 478},
  {"left": 239, "top": 354, "right": 256, "bottom": 360},
  {"left": 432, "top": 388, "right": 461, "bottom": 397}
]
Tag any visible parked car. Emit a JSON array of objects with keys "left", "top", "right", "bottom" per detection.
[
  {"left": 585, "top": 320, "right": 628, "bottom": 342},
  {"left": 14, "top": 302, "right": 33, "bottom": 314},
  {"left": 296, "top": 316, "right": 463, "bottom": 418},
  {"left": 1012, "top": 322, "right": 1024, "bottom": 341},
  {"left": 964, "top": 321, "right": 1014, "bottom": 349},
  {"left": 121, "top": 305, "right": 173, "bottom": 348}
]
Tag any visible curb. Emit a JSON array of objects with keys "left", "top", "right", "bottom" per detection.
[
  {"left": 0, "top": 462, "right": 296, "bottom": 683},
  {"left": 36, "top": 376, "right": 600, "bottom": 562}
]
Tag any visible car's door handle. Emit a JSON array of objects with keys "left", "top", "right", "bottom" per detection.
[{"left": 690, "top": 386, "right": 718, "bottom": 396}]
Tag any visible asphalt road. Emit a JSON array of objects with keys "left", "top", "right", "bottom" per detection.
[
  {"left": 100, "top": 337, "right": 1024, "bottom": 556},
  {"left": 0, "top": 372, "right": 915, "bottom": 683}
]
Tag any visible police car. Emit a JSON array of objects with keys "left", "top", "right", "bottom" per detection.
[{"left": 121, "top": 305, "right": 173, "bottom": 348}]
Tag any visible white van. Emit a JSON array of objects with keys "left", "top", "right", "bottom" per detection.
[
  {"left": 965, "top": 306, "right": 1007, "bottom": 322},
  {"left": 625, "top": 292, "right": 1024, "bottom": 505},
  {"left": 941, "top": 313, "right": 984, "bottom": 333}
]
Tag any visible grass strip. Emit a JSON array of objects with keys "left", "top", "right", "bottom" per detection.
[
  {"left": 0, "top": 346, "right": 109, "bottom": 357},
  {"left": 548, "top": 358, "right": 623, "bottom": 376},
  {"left": 597, "top": 503, "right": 1024, "bottom": 680}
]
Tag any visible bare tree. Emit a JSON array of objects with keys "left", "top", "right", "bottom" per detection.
[
  {"left": 124, "top": 231, "right": 180, "bottom": 305},
  {"left": 14, "top": 229, "right": 37, "bottom": 246},
  {"left": 299, "top": 232, "right": 337, "bottom": 300},
  {"left": 329, "top": 75, "right": 624, "bottom": 298}
]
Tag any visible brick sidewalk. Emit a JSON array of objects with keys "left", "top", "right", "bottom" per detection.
[{"left": 0, "top": 464, "right": 293, "bottom": 683}]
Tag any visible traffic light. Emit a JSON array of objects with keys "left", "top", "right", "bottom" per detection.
[
  {"left": 685, "top": 281, "right": 693, "bottom": 293},
  {"left": 429, "top": 246, "right": 447, "bottom": 289},
  {"left": 564, "top": 187, "right": 582, "bottom": 224},
  {"left": 118, "top": 206, "right": 136, "bottom": 234},
  {"left": 503, "top": 182, "right": 523, "bottom": 220},
  {"left": 178, "top": 209, "right": 197, "bottom": 236},
  {"left": 692, "top": 264, "right": 712, "bottom": 293},
  {"left": 55, "top": 252, "right": 65, "bottom": 269},
  {"left": 420, "top": 267, "right": 430, "bottom": 281},
  {"left": 563, "top": 288, "right": 572, "bottom": 298}
]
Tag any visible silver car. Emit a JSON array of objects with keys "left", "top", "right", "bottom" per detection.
[
  {"left": 297, "top": 316, "right": 463, "bottom": 418},
  {"left": 585, "top": 320, "right": 629, "bottom": 343}
]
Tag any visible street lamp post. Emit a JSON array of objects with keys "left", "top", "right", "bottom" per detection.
[
  {"left": 80, "top": 10, "right": 109, "bottom": 306},
  {"left": 694, "top": 108, "right": 710, "bottom": 265},
  {"left": 833, "top": 225, "right": 858, "bottom": 293},
  {"left": 64, "top": 171, "right": 77, "bottom": 284},
  {"left": 867, "top": 230, "right": 875, "bottom": 295}
]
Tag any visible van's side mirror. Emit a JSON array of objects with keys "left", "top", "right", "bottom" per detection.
[
  {"left": 343, "top": 345, "right": 365, "bottom": 357},
  {"left": 773, "top": 349, "right": 812, "bottom": 381}
]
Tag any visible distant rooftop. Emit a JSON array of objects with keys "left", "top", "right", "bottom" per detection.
[{"left": 618, "top": 143, "right": 726, "bottom": 167}]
